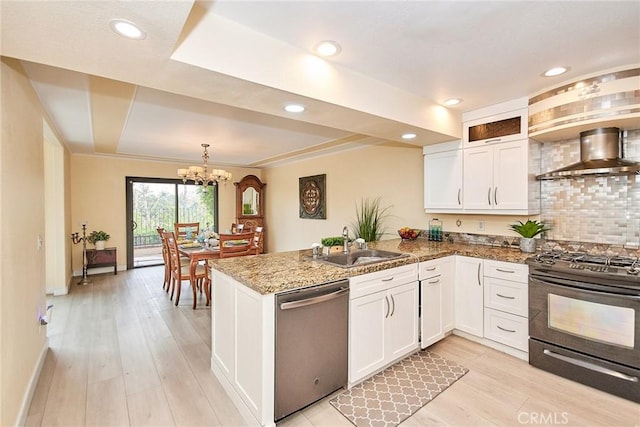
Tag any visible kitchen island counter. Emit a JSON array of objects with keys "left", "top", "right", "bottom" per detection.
[{"left": 209, "top": 238, "right": 531, "bottom": 295}]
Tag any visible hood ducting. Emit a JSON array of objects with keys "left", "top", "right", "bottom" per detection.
[{"left": 536, "top": 127, "right": 640, "bottom": 180}]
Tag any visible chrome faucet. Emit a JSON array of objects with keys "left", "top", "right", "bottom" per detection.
[{"left": 342, "top": 226, "right": 349, "bottom": 254}]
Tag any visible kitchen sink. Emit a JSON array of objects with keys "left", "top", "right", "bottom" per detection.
[{"left": 317, "top": 249, "right": 408, "bottom": 268}]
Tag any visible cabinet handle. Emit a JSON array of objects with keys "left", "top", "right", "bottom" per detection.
[
  {"left": 385, "top": 296, "right": 390, "bottom": 318},
  {"left": 477, "top": 263, "right": 481, "bottom": 286},
  {"left": 457, "top": 188, "right": 461, "bottom": 205},
  {"left": 496, "top": 293, "right": 515, "bottom": 299},
  {"left": 381, "top": 277, "right": 394, "bottom": 282},
  {"left": 487, "top": 188, "right": 492, "bottom": 205},
  {"left": 494, "top": 187, "right": 498, "bottom": 205},
  {"left": 427, "top": 279, "right": 441, "bottom": 284},
  {"left": 426, "top": 267, "right": 436, "bottom": 271},
  {"left": 485, "top": 138, "right": 502, "bottom": 144},
  {"left": 390, "top": 294, "right": 396, "bottom": 317},
  {"left": 496, "top": 268, "right": 515, "bottom": 273},
  {"left": 497, "top": 325, "right": 516, "bottom": 333}
]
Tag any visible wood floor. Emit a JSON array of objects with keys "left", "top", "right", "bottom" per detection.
[{"left": 27, "top": 266, "right": 639, "bottom": 427}]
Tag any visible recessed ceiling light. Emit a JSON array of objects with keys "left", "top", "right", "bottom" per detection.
[
  {"left": 543, "top": 66, "right": 568, "bottom": 77},
  {"left": 444, "top": 98, "right": 463, "bottom": 106},
  {"left": 314, "top": 40, "right": 341, "bottom": 57},
  {"left": 401, "top": 133, "right": 417, "bottom": 140},
  {"left": 110, "top": 19, "right": 146, "bottom": 40},
  {"left": 284, "top": 104, "right": 305, "bottom": 113}
]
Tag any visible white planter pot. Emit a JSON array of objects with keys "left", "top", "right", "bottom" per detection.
[
  {"left": 519, "top": 238, "right": 536, "bottom": 253},
  {"left": 95, "top": 240, "right": 106, "bottom": 250}
]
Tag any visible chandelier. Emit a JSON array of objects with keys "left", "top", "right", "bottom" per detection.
[{"left": 177, "top": 143, "right": 232, "bottom": 192}]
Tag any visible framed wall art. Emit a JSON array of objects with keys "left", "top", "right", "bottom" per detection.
[{"left": 299, "top": 174, "right": 326, "bottom": 219}]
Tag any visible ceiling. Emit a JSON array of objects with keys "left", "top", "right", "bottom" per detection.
[{"left": 1, "top": 1, "right": 639, "bottom": 167}]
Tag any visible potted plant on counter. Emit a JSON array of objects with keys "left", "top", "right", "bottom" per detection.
[
  {"left": 351, "top": 197, "right": 391, "bottom": 242},
  {"left": 509, "top": 220, "right": 549, "bottom": 253},
  {"left": 88, "top": 230, "right": 110, "bottom": 250}
]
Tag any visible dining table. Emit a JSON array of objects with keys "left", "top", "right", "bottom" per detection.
[{"left": 178, "top": 243, "right": 220, "bottom": 308}]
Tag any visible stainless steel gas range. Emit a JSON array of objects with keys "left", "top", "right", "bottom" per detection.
[{"left": 526, "top": 251, "right": 639, "bottom": 403}]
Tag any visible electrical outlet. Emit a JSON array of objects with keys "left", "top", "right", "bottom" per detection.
[{"left": 478, "top": 221, "right": 485, "bottom": 231}]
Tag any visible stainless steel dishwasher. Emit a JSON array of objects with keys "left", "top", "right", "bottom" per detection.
[{"left": 274, "top": 279, "right": 349, "bottom": 421}]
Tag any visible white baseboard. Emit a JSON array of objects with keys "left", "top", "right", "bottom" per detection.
[
  {"left": 452, "top": 329, "right": 528, "bottom": 361},
  {"left": 15, "top": 338, "right": 49, "bottom": 426}
]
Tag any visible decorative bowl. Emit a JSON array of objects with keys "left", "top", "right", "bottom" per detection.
[{"left": 398, "top": 228, "right": 421, "bottom": 240}]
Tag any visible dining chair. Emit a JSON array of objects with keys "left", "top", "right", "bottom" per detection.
[
  {"left": 251, "top": 226, "right": 264, "bottom": 255},
  {"left": 219, "top": 231, "right": 256, "bottom": 258},
  {"left": 163, "top": 231, "right": 209, "bottom": 307},
  {"left": 158, "top": 228, "right": 190, "bottom": 293},
  {"left": 174, "top": 222, "right": 200, "bottom": 240},
  {"left": 156, "top": 227, "right": 171, "bottom": 291},
  {"left": 231, "top": 223, "right": 244, "bottom": 234}
]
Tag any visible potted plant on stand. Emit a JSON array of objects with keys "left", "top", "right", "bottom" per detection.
[
  {"left": 88, "top": 230, "right": 110, "bottom": 250},
  {"left": 509, "top": 220, "right": 549, "bottom": 253}
]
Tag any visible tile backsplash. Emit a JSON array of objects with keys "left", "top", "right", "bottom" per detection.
[{"left": 540, "top": 128, "right": 640, "bottom": 248}]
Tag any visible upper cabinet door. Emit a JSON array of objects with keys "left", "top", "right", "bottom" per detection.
[
  {"left": 492, "top": 140, "right": 529, "bottom": 210},
  {"left": 463, "top": 140, "right": 539, "bottom": 214},
  {"left": 463, "top": 108, "right": 528, "bottom": 147},
  {"left": 424, "top": 149, "right": 463, "bottom": 211},
  {"left": 463, "top": 146, "right": 493, "bottom": 210}
]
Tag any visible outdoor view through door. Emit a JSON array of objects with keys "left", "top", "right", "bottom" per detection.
[{"left": 125, "top": 177, "right": 218, "bottom": 269}]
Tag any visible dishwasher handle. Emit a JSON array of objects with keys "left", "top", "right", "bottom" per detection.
[{"left": 279, "top": 287, "right": 349, "bottom": 310}]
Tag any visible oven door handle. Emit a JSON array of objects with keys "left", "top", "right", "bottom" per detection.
[
  {"left": 543, "top": 349, "right": 639, "bottom": 383},
  {"left": 530, "top": 276, "right": 640, "bottom": 299}
]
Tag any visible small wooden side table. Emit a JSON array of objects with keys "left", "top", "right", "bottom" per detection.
[{"left": 86, "top": 247, "right": 117, "bottom": 275}]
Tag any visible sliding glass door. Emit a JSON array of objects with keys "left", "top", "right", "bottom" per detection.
[{"left": 125, "top": 177, "right": 218, "bottom": 269}]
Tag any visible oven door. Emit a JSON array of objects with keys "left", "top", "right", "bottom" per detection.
[{"left": 529, "top": 274, "right": 640, "bottom": 369}]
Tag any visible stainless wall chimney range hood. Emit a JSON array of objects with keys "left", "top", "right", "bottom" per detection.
[{"left": 536, "top": 127, "right": 640, "bottom": 180}]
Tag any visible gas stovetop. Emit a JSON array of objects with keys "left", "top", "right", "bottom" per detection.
[{"left": 526, "top": 251, "right": 640, "bottom": 289}]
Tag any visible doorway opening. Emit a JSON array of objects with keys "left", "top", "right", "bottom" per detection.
[{"left": 125, "top": 177, "right": 218, "bottom": 269}]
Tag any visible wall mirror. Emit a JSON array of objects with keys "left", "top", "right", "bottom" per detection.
[
  {"left": 235, "top": 175, "right": 266, "bottom": 252},
  {"left": 242, "top": 187, "right": 259, "bottom": 215}
]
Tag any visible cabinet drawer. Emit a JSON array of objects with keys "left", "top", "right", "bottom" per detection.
[
  {"left": 350, "top": 264, "right": 418, "bottom": 299},
  {"left": 484, "top": 276, "right": 528, "bottom": 317},
  {"left": 418, "top": 259, "right": 441, "bottom": 280},
  {"left": 484, "top": 260, "right": 528, "bottom": 283},
  {"left": 483, "top": 308, "right": 528, "bottom": 352}
]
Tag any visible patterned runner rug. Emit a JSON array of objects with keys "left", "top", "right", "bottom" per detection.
[{"left": 330, "top": 350, "right": 468, "bottom": 427}]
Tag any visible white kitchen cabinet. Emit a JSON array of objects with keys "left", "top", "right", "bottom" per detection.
[
  {"left": 462, "top": 97, "right": 528, "bottom": 147},
  {"left": 463, "top": 139, "right": 539, "bottom": 214},
  {"left": 423, "top": 141, "right": 463, "bottom": 212},
  {"left": 419, "top": 256, "right": 455, "bottom": 348},
  {"left": 349, "top": 265, "right": 419, "bottom": 385},
  {"left": 483, "top": 260, "right": 529, "bottom": 352},
  {"left": 463, "top": 108, "right": 528, "bottom": 147},
  {"left": 454, "top": 256, "right": 484, "bottom": 338},
  {"left": 210, "top": 269, "right": 275, "bottom": 426}
]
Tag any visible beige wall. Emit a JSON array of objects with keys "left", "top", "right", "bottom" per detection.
[
  {"left": 70, "top": 155, "right": 261, "bottom": 271},
  {"left": 263, "top": 143, "right": 432, "bottom": 252},
  {"left": 0, "top": 57, "right": 49, "bottom": 426}
]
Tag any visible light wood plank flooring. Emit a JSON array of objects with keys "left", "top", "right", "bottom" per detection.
[{"left": 27, "top": 266, "right": 639, "bottom": 426}]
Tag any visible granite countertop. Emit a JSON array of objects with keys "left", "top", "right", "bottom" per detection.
[{"left": 209, "top": 238, "right": 532, "bottom": 295}]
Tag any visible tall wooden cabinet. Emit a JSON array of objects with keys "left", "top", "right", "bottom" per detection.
[{"left": 234, "top": 175, "right": 266, "bottom": 253}]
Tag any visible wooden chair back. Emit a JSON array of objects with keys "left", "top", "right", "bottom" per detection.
[
  {"left": 157, "top": 227, "right": 170, "bottom": 291},
  {"left": 231, "top": 223, "right": 244, "bottom": 234},
  {"left": 219, "top": 231, "right": 256, "bottom": 258},
  {"left": 174, "top": 222, "right": 200, "bottom": 239},
  {"left": 251, "top": 226, "right": 264, "bottom": 255}
]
